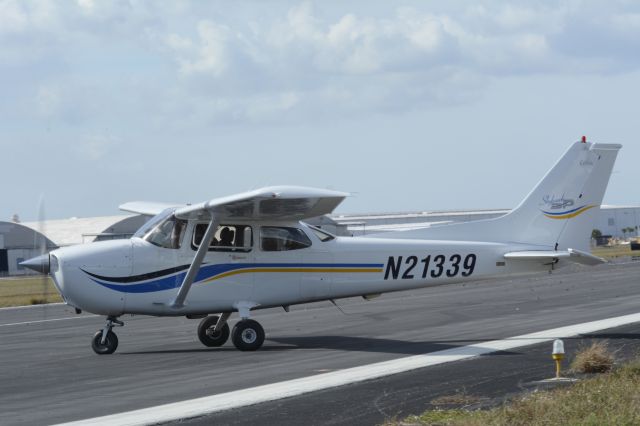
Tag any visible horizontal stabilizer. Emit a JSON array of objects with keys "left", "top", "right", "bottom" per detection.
[{"left": 504, "top": 249, "right": 606, "bottom": 266}]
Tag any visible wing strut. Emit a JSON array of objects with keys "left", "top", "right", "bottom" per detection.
[{"left": 171, "top": 214, "right": 219, "bottom": 309}]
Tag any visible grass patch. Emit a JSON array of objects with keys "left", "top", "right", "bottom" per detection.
[
  {"left": 431, "top": 392, "right": 485, "bottom": 407},
  {"left": 399, "top": 409, "right": 481, "bottom": 426},
  {"left": 571, "top": 341, "right": 615, "bottom": 374},
  {"left": 0, "top": 277, "right": 62, "bottom": 307},
  {"left": 390, "top": 356, "right": 640, "bottom": 426},
  {"left": 591, "top": 244, "right": 633, "bottom": 260}
]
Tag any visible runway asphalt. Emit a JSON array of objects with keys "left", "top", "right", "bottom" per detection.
[
  {"left": 1, "top": 261, "right": 640, "bottom": 425},
  {"left": 179, "top": 322, "right": 640, "bottom": 426}
]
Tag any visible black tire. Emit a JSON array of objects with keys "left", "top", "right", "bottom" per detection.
[
  {"left": 91, "top": 330, "right": 118, "bottom": 355},
  {"left": 198, "top": 315, "right": 230, "bottom": 347},
  {"left": 231, "top": 319, "right": 265, "bottom": 351}
]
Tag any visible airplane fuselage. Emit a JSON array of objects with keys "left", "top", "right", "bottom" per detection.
[{"left": 49, "top": 221, "right": 548, "bottom": 317}]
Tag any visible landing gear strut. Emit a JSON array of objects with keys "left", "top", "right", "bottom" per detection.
[{"left": 91, "top": 316, "right": 123, "bottom": 355}]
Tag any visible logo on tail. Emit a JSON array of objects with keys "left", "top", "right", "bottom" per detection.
[{"left": 541, "top": 204, "right": 596, "bottom": 220}]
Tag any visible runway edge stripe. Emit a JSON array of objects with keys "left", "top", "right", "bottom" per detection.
[{"left": 54, "top": 312, "right": 640, "bottom": 426}]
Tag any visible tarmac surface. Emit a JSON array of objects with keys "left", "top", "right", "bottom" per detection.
[
  {"left": 1, "top": 261, "right": 640, "bottom": 425},
  {"left": 179, "top": 322, "right": 640, "bottom": 426}
]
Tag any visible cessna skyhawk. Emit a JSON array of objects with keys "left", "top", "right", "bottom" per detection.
[{"left": 22, "top": 139, "right": 621, "bottom": 354}]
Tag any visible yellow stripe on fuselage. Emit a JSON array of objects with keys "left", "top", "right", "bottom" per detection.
[
  {"left": 204, "top": 267, "right": 383, "bottom": 282},
  {"left": 543, "top": 205, "right": 595, "bottom": 220}
]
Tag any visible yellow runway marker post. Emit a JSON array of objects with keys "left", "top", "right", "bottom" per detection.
[{"left": 552, "top": 339, "right": 565, "bottom": 378}]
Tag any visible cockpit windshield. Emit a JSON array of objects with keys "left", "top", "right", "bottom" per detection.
[
  {"left": 133, "top": 208, "right": 175, "bottom": 239},
  {"left": 134, "top": 209, "right": 187, "bottom": 249}
]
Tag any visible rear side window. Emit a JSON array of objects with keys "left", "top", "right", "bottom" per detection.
[
  {"left": 309, "top": 226, "right": 335, "bottom": 242},
  {"left": 261, "top": 227, "right": 312, "bottom": 251}
]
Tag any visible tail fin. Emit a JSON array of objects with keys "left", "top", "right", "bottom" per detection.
[
  {"left": 388, "top": 140, "right": 621, "bottom": 251},
  {"left": 503, "top": 141, "right": 621, "bottom": 251}
]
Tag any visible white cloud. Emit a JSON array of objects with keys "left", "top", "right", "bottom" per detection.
[
  {"left": 35, "top": 85, "right": 61, "bottom": 117},
  {"left": 3, "top": 1, "right": 640, "bottom": 126},
  {"left": 76, "top": 134, "right": 121, "bottom": 161},
  {"left": 0, "top": 0, "right": 29, "bottom": 34},
  {"left": 170, "top": 20, "right": 231, "bottom": 76}
]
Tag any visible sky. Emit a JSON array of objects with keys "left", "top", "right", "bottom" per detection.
[{"left": 1, "top": 0, "right": 639, "bottom": 221}]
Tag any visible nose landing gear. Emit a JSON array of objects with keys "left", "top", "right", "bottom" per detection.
[{"left": 91, "top": 316, "right": 123, "bottom": 355}]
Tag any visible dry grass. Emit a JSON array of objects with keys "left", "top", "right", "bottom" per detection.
[
  {"left": 570, "top": 341, "right": 615, "bottom": 374},
  {"left": 591, "top": 244, "right": 633, "bottom": 259},
  {"left": 0, "top": 277, "right": 62, "bottom": 307},
  {"left": 431, "top": 393, "right": 485, "bottom": 407},
  {"left": 387, "top": 357, "right": 640, "bottom": 426}
]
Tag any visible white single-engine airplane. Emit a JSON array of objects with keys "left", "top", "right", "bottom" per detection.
[{"left": 22, "top": 140, "right": 621, "bottom": 354}]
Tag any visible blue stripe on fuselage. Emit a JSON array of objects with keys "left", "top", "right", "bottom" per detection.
[{"left": 86, "top": 262, "right": 384, "bottom": 294}]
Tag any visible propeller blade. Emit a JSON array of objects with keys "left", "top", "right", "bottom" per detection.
[{"left": 37, "top": 195, "right": 50, "bottom": 305}]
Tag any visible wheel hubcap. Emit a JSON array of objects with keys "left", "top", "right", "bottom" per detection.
[{"left": 242, "top": 329, "right": 257, "bottom": 344}]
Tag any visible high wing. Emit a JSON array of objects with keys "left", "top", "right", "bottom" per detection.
[
  {"left": 173, "top": 186, "right": 349, "bottom": 221},
  {"left": 119, "top": 201, "right": 184, "bottom": 216}
]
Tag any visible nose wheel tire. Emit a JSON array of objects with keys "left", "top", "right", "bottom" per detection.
[
  {"left": 197, "top": 315, "right": 230, "bottom": 347},
  {"left": 231, "top": 319, "right": 265, "bottom": 351},
  {"left": 91, "top": 330, "right": 118, "bottom": 355}
]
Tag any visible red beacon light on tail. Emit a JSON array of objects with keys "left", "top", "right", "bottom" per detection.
[{"left": 581, "top": 135, "right": 587, "bottom": 143}]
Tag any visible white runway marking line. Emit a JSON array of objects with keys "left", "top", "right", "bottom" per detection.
[
  {"left": 0, "top": 315, "right": 98, "bottom": 327},
  {"left": 55, "top": 312, "right": 640, "bottom": 426},
  {"left": 0, "top": 302, "right": 65, "bottom": 311}
]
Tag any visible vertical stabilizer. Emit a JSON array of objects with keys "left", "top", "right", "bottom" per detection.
[
  {"left": 381, "top": 140, "right": 621, "bottom": 251},
  {"left": 504, "top": 141, "right": 621, "bottom": 251}
]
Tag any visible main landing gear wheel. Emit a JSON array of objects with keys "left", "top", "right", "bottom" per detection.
[
  {"left": 231, "top": 319, "right": 265, "bottom": 351},
  {"left": 198, "top": 315, "right": 230, "bottom": 347},
  {"left": 91, "top": 330, "right": 118, "bottom": 355}
]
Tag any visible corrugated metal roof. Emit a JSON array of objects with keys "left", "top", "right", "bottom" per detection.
[{"left": 21, "top": 215, "right": 147, "bottom": 247}]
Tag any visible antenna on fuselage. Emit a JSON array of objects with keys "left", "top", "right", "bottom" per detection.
[{"left": 329, "top": 299, "right": 351, "bottom": 316}]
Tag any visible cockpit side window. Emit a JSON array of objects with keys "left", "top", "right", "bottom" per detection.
[
  {"left": 260, "top": 227, "right": 312, "bottom": 251},
  {"left": 192, "top": 224, "right": 252, "bottom": 252},
  {"left": 143, "top": 215, "right": 187, "bottom": 249},
  {"left": 308, "top": 226, "right": 335, "bottom": 242}
]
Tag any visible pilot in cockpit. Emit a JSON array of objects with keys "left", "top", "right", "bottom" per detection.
[{"left": 218, "top": 227, "right": 235, "bottom": 247}]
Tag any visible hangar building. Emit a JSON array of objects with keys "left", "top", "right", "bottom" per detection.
[
  {"left": 0, "top": 215, "right": 148, "bottom": 276},
  {"left": 326, "top": 206, "right": 640, "bottom": 239}
]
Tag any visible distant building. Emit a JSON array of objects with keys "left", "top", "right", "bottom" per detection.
[
  {"left": 0, "top": 222, "right": 56, "bottom": 277},
  {"left": 0, "top": 215, "right": 149, "bottom": 276},
  {"left": 594, "top": 205, "right": 640, "bottom": 240},
  {"left": 326, "top": 206, "right": 640, "bottom": 239}
]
